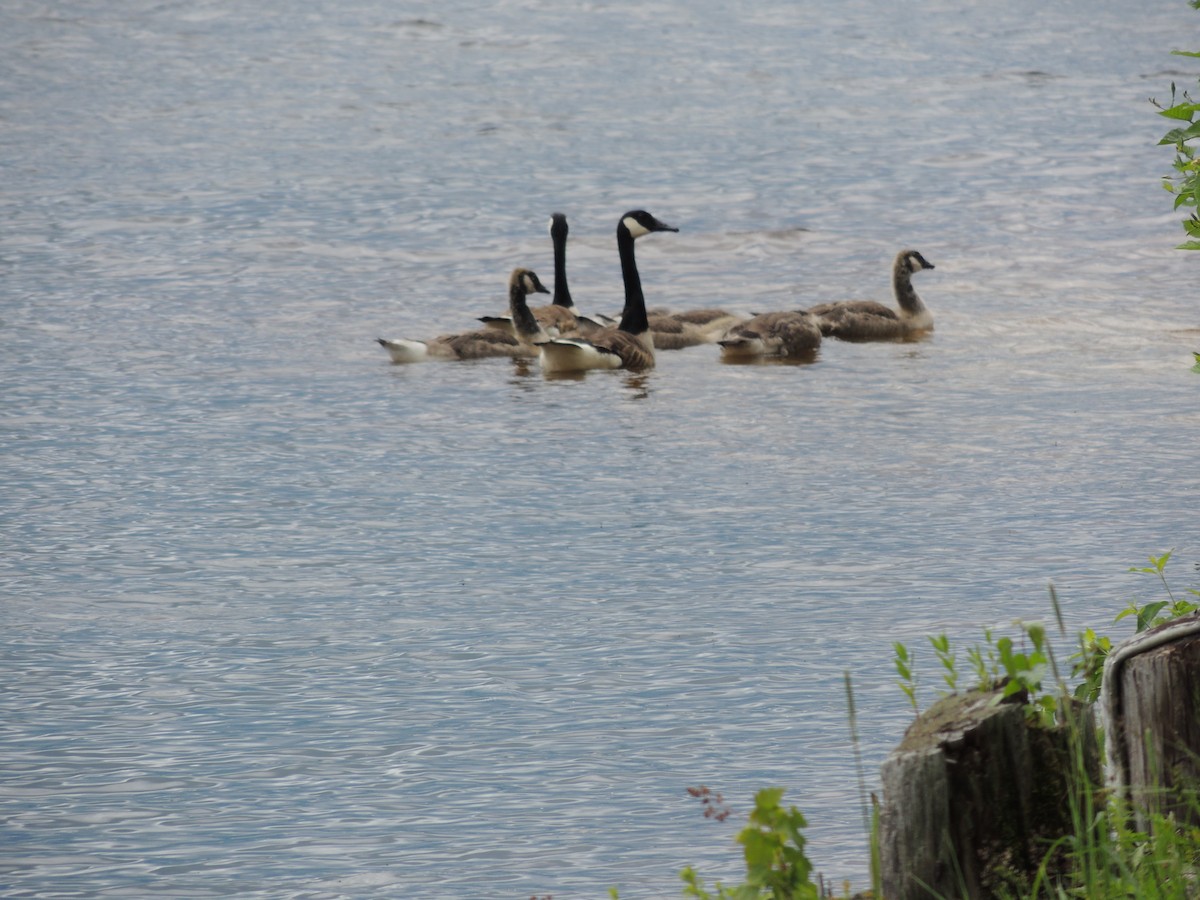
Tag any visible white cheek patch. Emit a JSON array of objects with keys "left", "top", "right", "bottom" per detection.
[{"left": 623, "top": 216, "right": 651, "bottom": 239}]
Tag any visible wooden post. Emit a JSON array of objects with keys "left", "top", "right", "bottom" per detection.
[
  {"left": 879, "top": 688, "right": 1098, "bottom": 900},
  {"left": 1101, "top": 612, "right": 1200, "bottom": 832}
]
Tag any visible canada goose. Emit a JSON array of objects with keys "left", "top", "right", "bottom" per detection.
[
  {"left": 538, "top": 210, "right": 678, "bottom": 373},
  {"left": 808, "top": 250, "right": 936, "bottom": 342},
  {"left": 377, "top": 268, "right": 550, "bottom": 363},
  {"left": 717, "top": 310, "right": 822, "bottom": 360},
  {"left": 479, "top": 213, "right": 580, "bottom": 337}
]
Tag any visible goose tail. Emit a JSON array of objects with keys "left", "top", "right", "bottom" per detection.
[{"left": 376, "top": 337, "right": 430, "bottom": 364}]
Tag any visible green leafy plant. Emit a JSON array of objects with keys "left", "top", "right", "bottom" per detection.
[
  {"left": 995, "top": 623, "right": 1049, "bottom": 698},
  {"left": 680, "top": 788, "right": 821, "bottom": 900},
  {"left": 966, "top": 625, "right": 999, "bottom": 688},
  {"left": 1073, "top": 550, "right": 1198, "bottom": 702},
  {"left": 895, "top": 620, "right": 1060, "bottom": 723},
  {"left": 1116, "top": 548, "right": 1200, "bottom": 632},
  {"left": 930, "top": 633, "right": 958, "bottom": 692},
  {"left": 1154, "top": 1, "right": 1200, "bottom": 249},
  {"left": 893, "top": 641, "right": 918, "bottom": 711},
  {"left": 1068, "top": 626, "right": 1112, "bottom": 704}
]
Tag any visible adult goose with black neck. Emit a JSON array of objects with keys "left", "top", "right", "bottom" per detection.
[
  {"left": 376, "top": 268, "right": 550, "bottom": 363},
  {"left": 538, "top": 210, "right": 678, "bottom": 373},
  {"left": 808, "top": 249, "right": 936, "bottom": 342},
  {"left": 479, "top": 213, "right": 580, "bottom": 337}
]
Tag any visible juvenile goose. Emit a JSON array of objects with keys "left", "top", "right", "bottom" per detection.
[
  {"left": 538, "top": 210, "right": 678, "bottom": 373},
  {"left": 808, "top": 250, "right": 936, "bottom": 342},
  {"left": 479, "top": 213, "right": 580, "bottom": 337},
  {"left": 377, "top": 268, "right": 550, "bottom": 363},
  {"left": 717, "top": 310, "right": 822, "bottom": 360}
]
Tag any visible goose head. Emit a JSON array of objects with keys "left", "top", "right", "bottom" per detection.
[
  {"left": 549, "top": 212, "right": 568, "bottom": 242},
  {"left": 899, "top": 249, "right": 935, "bottom": 274},
  {"left": 619, "top": 209, "right": 679, "bottom": 240},
  {"left": 511, "top": 267, "right": 550, "bottom": 296}
]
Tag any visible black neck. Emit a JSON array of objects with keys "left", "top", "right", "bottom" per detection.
[
  {"left": 552, "top": 229, "right": 572, "bottom": 309},
  {"left": 509, "top": 282, "right": 541, "bottom": 339},
  {"left": 893, "top": 262, "right": 924, "bottom": 314},
  {"left": 617, "top": 226, "right": 648, "bottom": 335}
]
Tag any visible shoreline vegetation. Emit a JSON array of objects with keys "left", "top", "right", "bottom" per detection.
[{"left": 591, "top": 552, "right": 1200, "bottom": 900}]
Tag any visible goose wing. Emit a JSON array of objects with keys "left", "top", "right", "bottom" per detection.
[{"left": 808, "top": 300, "right": 898, "bottom": 322}]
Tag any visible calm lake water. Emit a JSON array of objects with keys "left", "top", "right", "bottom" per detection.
[{"left": 3, "top": 0, "right": 1198, "bottom": 896}]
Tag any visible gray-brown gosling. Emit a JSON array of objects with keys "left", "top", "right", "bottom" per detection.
[
  {"left": 808, "top": 250, "right": 936, "bottom": 341},
  {"left": 376, "top": 268, "right": 550, "bottom": 363},
  {"left": 717, "top": 310, "right": 822, "bottom": 360}
]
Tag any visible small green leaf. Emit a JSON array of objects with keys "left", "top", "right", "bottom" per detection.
[
  {"left": 1159, "top": 126, "right": 1200, "bottom": 144},
  {"left": 1002, "top": 678, "right": 1025, "bottom": 699},
  {"left": 1027, "top": 622, "right": 1046, "bottom": 651},
  {"left": 1159, "top": 102, "right": 1200, "bottom": 121},
  {"left": 1138, "top": 601, "right": 1168, "bottom": 631}
]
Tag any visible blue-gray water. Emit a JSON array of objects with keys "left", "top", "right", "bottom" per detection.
[{"left": 3, "top": 0, "right": 1198, "bottom": 897}]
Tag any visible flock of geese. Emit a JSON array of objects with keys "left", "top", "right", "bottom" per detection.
[{"left": 376, "top": 210, "right": 936, "bottom": 373}]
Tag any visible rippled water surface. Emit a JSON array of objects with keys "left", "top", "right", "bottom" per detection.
[{"left": 3, "top": 0, "right": 1199, "bottom": 896}]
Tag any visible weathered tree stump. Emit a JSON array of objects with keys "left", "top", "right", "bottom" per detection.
[
  {"left": 1101, "top": 611, "right": 1200, "bottom": 832},
  {"left": 879, "top": 688, "right": 1099, "bottom": 900}
]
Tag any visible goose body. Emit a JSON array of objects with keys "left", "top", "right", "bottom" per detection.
[
  {"left": 539, "top": 210, "right": 677, "bottom": 374},
  {"left": 808, "top": 250, "right": 936, "bottom": 342},
  {"left": 377, "top": 268, "right": 549, "bottom": 363},
  {"left": 717, "top": 310, "right": 822, "bottom": 360},
  {"left": 479, "top": 213, "right": 580, "bottom": 337},
  {"left": 649, "top": 308, "right": 745, "bottom": 349}
]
